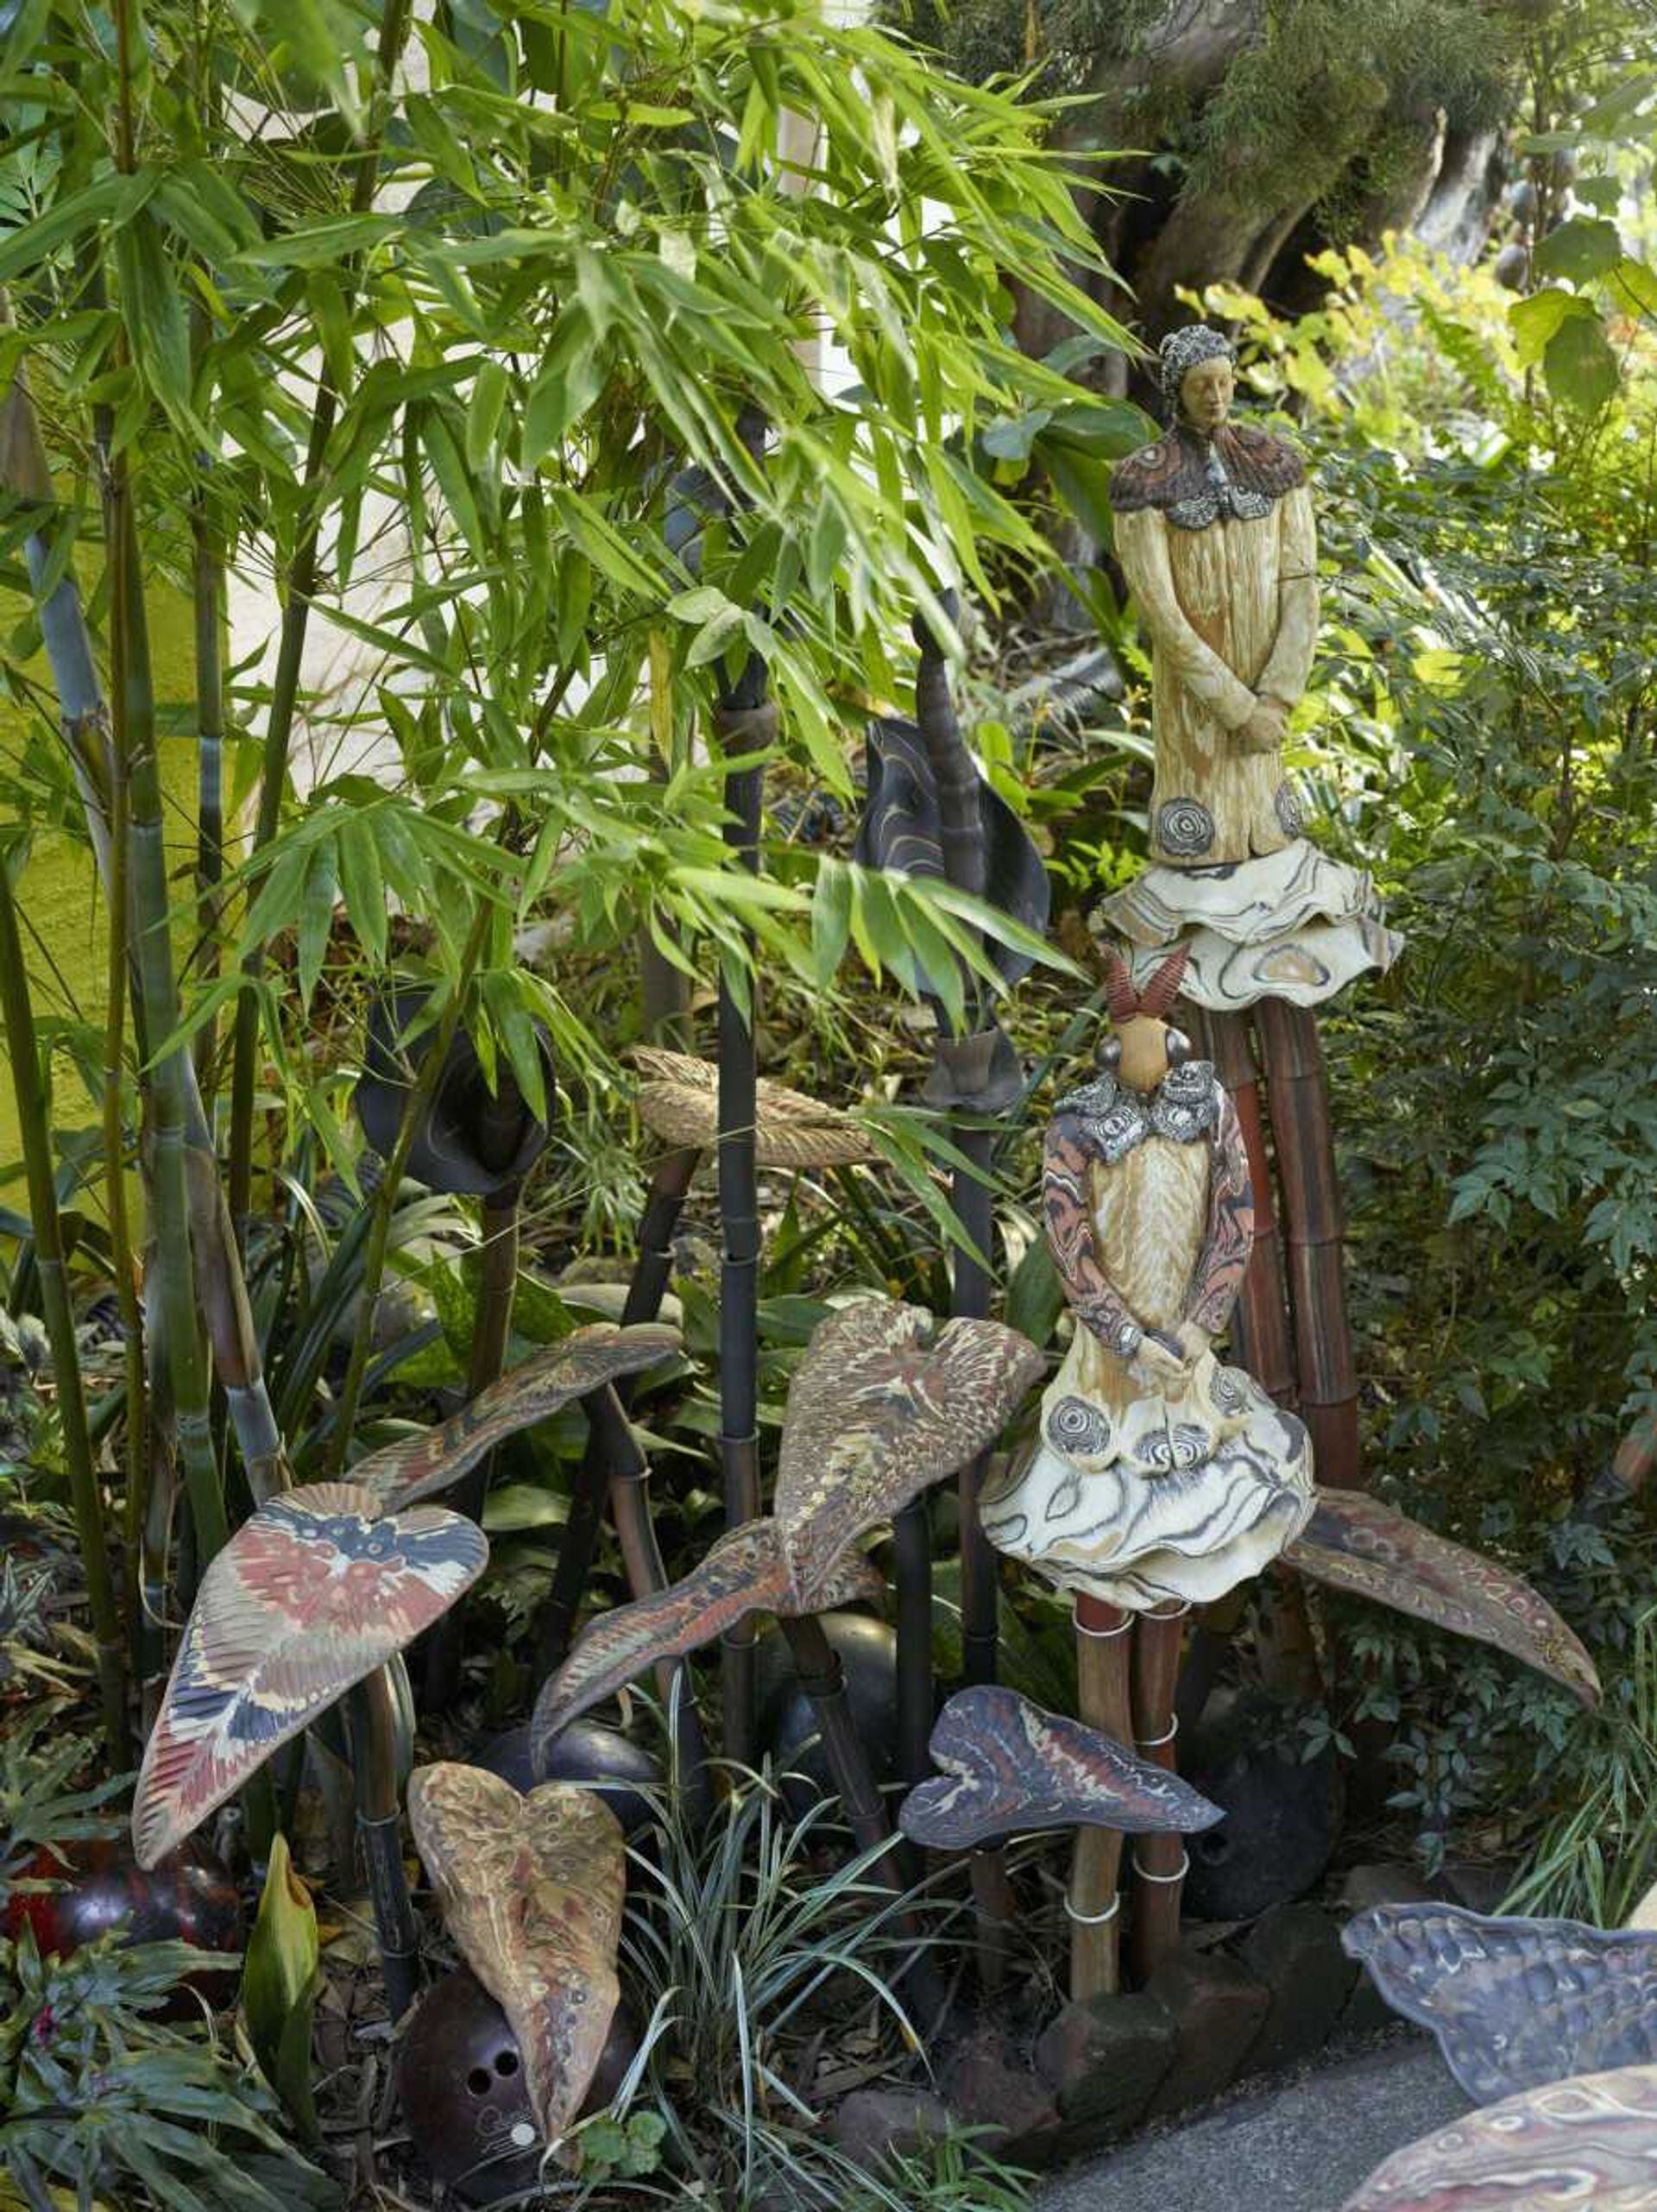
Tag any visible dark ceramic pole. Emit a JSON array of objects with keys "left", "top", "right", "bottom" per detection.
[
  {"left": 715, "top": 649, "right": 771, "bottom": 1771},
  {"left": 348, "top": 1668, "right": 420, "bottom": 2022}
]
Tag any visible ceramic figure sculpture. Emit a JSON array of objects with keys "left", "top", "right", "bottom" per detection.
[
  {"left": 1096, "top": 324, "right": 1399, "bottom": 1012},
  {"left": 980, "top": 948, "right": 1314, "bottom": 1993}
]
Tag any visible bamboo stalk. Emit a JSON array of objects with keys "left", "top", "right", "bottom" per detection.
[
  {"left": 0, "top": 860, "right": 129, "bottom": 1765},
  {"left": 110, "top": 454, "right": 228, "bottom": 1565},
  {"left": 347, "top": 1668, "right": 420, "bottom": 2022},
  {"left": 1069, "top": 1595, "right": 1132, "bottom": 1998},
  {"left": 224, "top": 0, "right": 415, "bottom": 1247},
  {"left": 190, "top": 306, "right": 226, "bottom": 1105},
  {"left": 1126, "top": 1602, "right": 1188, "bottom": 1986},
  {"left": 326, "top": 917, "right": 489, "bottom": 1478},
  {"left": 103, "top": 713, "right": 148, "bottom": 1682},
  {"left": 424, "top": 1187, "right": 520, "bottom": 1708},
  {"left": 1254, "top": 998, "right": 1361, "bottom": 1487},
  {"left": 714, "top": 652, "right": 771, "bottom": 1770}
]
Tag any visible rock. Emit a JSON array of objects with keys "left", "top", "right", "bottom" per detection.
[
  {"left": 1236, "top": 1903, "right": 1357, "bottom": 2077},
  {"left": 829, "top": 2088, "right": 953, "bottom": 2172},
  {"left": 1182, "top": 1688, "right": 1343, "bottom": 1920},
  {"left": 1034, "top": 1990, "right": 1179, "bottom": 2140},
  {"left": 1339, "top": 1862, "right": 1434, "bottom": 1916},
  {"left": 939, "top": 2032, "right": 1058, "bottom": 2158},
  {"left": 1144, "top": 1942, "right": 1271, "bottom": 2117},
  {"left": 1439, "top": 1860, "right": 1519, "bottom": 1915}
]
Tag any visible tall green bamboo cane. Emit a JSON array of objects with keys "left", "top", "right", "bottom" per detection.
[
  {"left": 224, "top": 0, "right": 415, "bottom": 1247},
  {"left": 0, "top": 852, "right": 129, "bottom": 1766},
  {"left": 103, "top": 746, "right": 150, "bottom": 1684}
]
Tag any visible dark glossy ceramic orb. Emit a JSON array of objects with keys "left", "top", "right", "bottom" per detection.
[
  {"left": 526, "top": 1718, "right": 662, "bottom": 1837},
  {"left": 755, "top": 1613, "right": 899, "bottom": 1814},
  {"left": 1181, "top": 1688, "right": 1343, "bottom": 1921},
  {"left": 2, "top": 1837, "right": 243, "bottom": 2013},
  {"left": 397, "top": 1968, "right": 637, "bottom": 2205}
]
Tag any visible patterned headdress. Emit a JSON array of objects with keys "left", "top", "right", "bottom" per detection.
[
  {"left": 1158, "top": 325, "right": 1235, "bottom": 419},
  {"left": 1105, "top": 946, "right": 1189, "bottom": 1023}
]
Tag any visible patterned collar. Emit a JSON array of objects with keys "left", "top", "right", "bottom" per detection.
[
  {"left": 1055, "top": 1062, "right": 1221, "bottom": 1164},
  {"left": 1108, "top": 423, "right": 1306, "bottom": 533}
]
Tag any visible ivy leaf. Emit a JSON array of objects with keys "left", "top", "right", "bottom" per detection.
[
  {"left": 1508, "top": 287, "right": 1591, "bottom": 369},
  {"left": 1533, "top": 217, "right": 1624, "bottom": 287},
  {"left": 1544, "top": 312, "right": 1619, "bottom": 413}
]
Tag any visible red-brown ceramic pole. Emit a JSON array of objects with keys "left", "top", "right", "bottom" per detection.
[{"left": 1254, "top": 997, "right": 1361, "bottom": 1489}]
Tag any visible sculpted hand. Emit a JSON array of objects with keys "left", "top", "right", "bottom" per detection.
[
  {"left": 1175, "top": 1320, "right": 1213, "bottom": 1364},
  {"left": 1132, "top": 1334, "right": 1188, "bottom": 1394},
  {"left": 1235, "top": 697, "right": 1287, "bottom": 755}
]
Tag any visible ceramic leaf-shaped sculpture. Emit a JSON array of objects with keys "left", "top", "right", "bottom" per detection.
[
  {"left": 133, "top": 1484, "right": 487, "bottom": 1867},
  {"left": 352, "top": 1326, "right": 680, "bottom": 1512},
  {"left": 1344, "top": 1903, "right": 1657, "bottom": 2104},
  {"left": 630, "top": 1049, "right": 876, "bottom": 1169},
  {"left": 898, "top": 1686, "right": 1223, "bottom": 1850},
  {"left": 356, "top": 988, "right": 557, "bottom": 1201},
  {"left": 1343, "top": 2062, "right": 1657, "bottom": 2211},
  {"left": 407, "top": 1765, "right": 626, "bottom": 2154},
  {"left": 532, "top": 1298, "right": 1042, "bottom": 1745},
  {"left": 981, "top": 952, "right": 1314, "bottom": 1610},
  {"left": 1289, "top": 1490, "right": 1599, "bottom": 1707}
]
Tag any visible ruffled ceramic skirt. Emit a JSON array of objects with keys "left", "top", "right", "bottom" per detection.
[
  {"left": 1097, "top": 838, "right": 1402, "bottom": 1011},
  {"left": 980, "top": 1354, "right": 1314, "bottom": 1610}
]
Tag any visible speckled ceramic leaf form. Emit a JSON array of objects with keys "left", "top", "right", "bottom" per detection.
[
  {"left": 630, "top": 1049, "right": 876, "bottom": 1169},
  {"left": 1342, "top": 2062, "right": 1657, "bottom": 2211},
  {"left": 132, "top": 1484, "right": 487, "bottom": 1868},
  {"left": 532, "top": 1300, "right": 1042, "bottom": 1746},
  {"left": 1288, "top": 1489, "right": 1600, "bottom": 1708},
  {"left": 1343, "top": 1903, "right": 1657, "bottom": 2105},
  {"left": 353, "top": 1325, "right": 680, "bottom": 1511},
  {"left": 899, "top": 1686, "right": 1224, "bottom": 1850},
  {"left": 407, "top": 1765, "right": 625, "bottom": 2154},
  {"left": 773, "top": 1300, "right": 1045, "bottom": 1586}
]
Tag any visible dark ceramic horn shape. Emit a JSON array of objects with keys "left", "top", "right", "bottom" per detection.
[
  {"left": 856, "top": 718, "right": 1051, "bottom": 998},
  {"left": 356, "top": 988, "right": 555, "bottom": 1201},
  {"left": 898, "top": 1685, "right": 1224, "bottom": 1851},
  {"left": 1343, "top": 1901, "right": 1657, "bottom": 2105}
]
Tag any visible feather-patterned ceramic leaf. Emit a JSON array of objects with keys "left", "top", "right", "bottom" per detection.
[
  {"left": 354, "top": 1325, "right": 680, "bottom": 1511},
  {"left": 900, "top": 1686, "right": 1223, "bottom": 1850},
  {"left": 1288, "top": 1489, "right": 1599, "bottom": 1708},
  {"left": 408, "top": 1765, "right": 625, "bottom": 2152},
  {"left": 1343, "top": 1903, "right": 1657, "bottom": 2104},
  {"left": 775, "top": 1300, "right": 1044, "bottom": 1585},
  {"left": 530, "top": 1522, "right": 795, "bottom": 1755},
  {"left": 1343, "top": 2062, "right": 1657, "bottom": 2211},
  {"left": 133, "top": 1484, "right": 486, "bottom": 1868},
  {"left": 630, "top": 1049, "right": 875, "bottom": 1169}
]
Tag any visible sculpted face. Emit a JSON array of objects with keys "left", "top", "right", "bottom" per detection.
[{"left": 1179, "top": 355, "right": 1234, "bottom": 432}]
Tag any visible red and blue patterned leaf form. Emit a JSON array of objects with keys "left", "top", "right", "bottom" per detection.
[
  {"left": 133, "top": 1484, "right": 487, "bottom": 1869},
  {"left": 900, "top": 1685, "right": 1223, "bottom": 1851},
  {"left": 408, "top": 1765, "right": 625, "bottom": 2158},
  {"left": 1288, "top": 1489, "right": 1600, "bottom": 1709},
  {"left": 532, "top": 1300, "right": 1041, "bottom": 1749},
  {"left": 1343, "top": 2062, "right": 1657, "bottom": 2212},
  {"left": 353, "top": 1325, "right": 681, "bottom": 1512},
  {"left": 1343, "top": 1903, "right": 1657, "bottom": 2105}
]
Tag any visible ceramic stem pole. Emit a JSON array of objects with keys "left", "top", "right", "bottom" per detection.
[
  {"left": 1254, "top": 999, "right": 1360, "bottom": 1487},
  {"left": 348, "top": 1668, "right": 420, "bottom": 2023},
  {"left": 1127, "top": 1602, "right": 1188, "bottom": 1985},
  {"left": 1070, "top": 1594, "right": 1132, "bottom": 1998},
  {"left": 715, "top": 661, "right": 772, "bottom": 1771}
]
